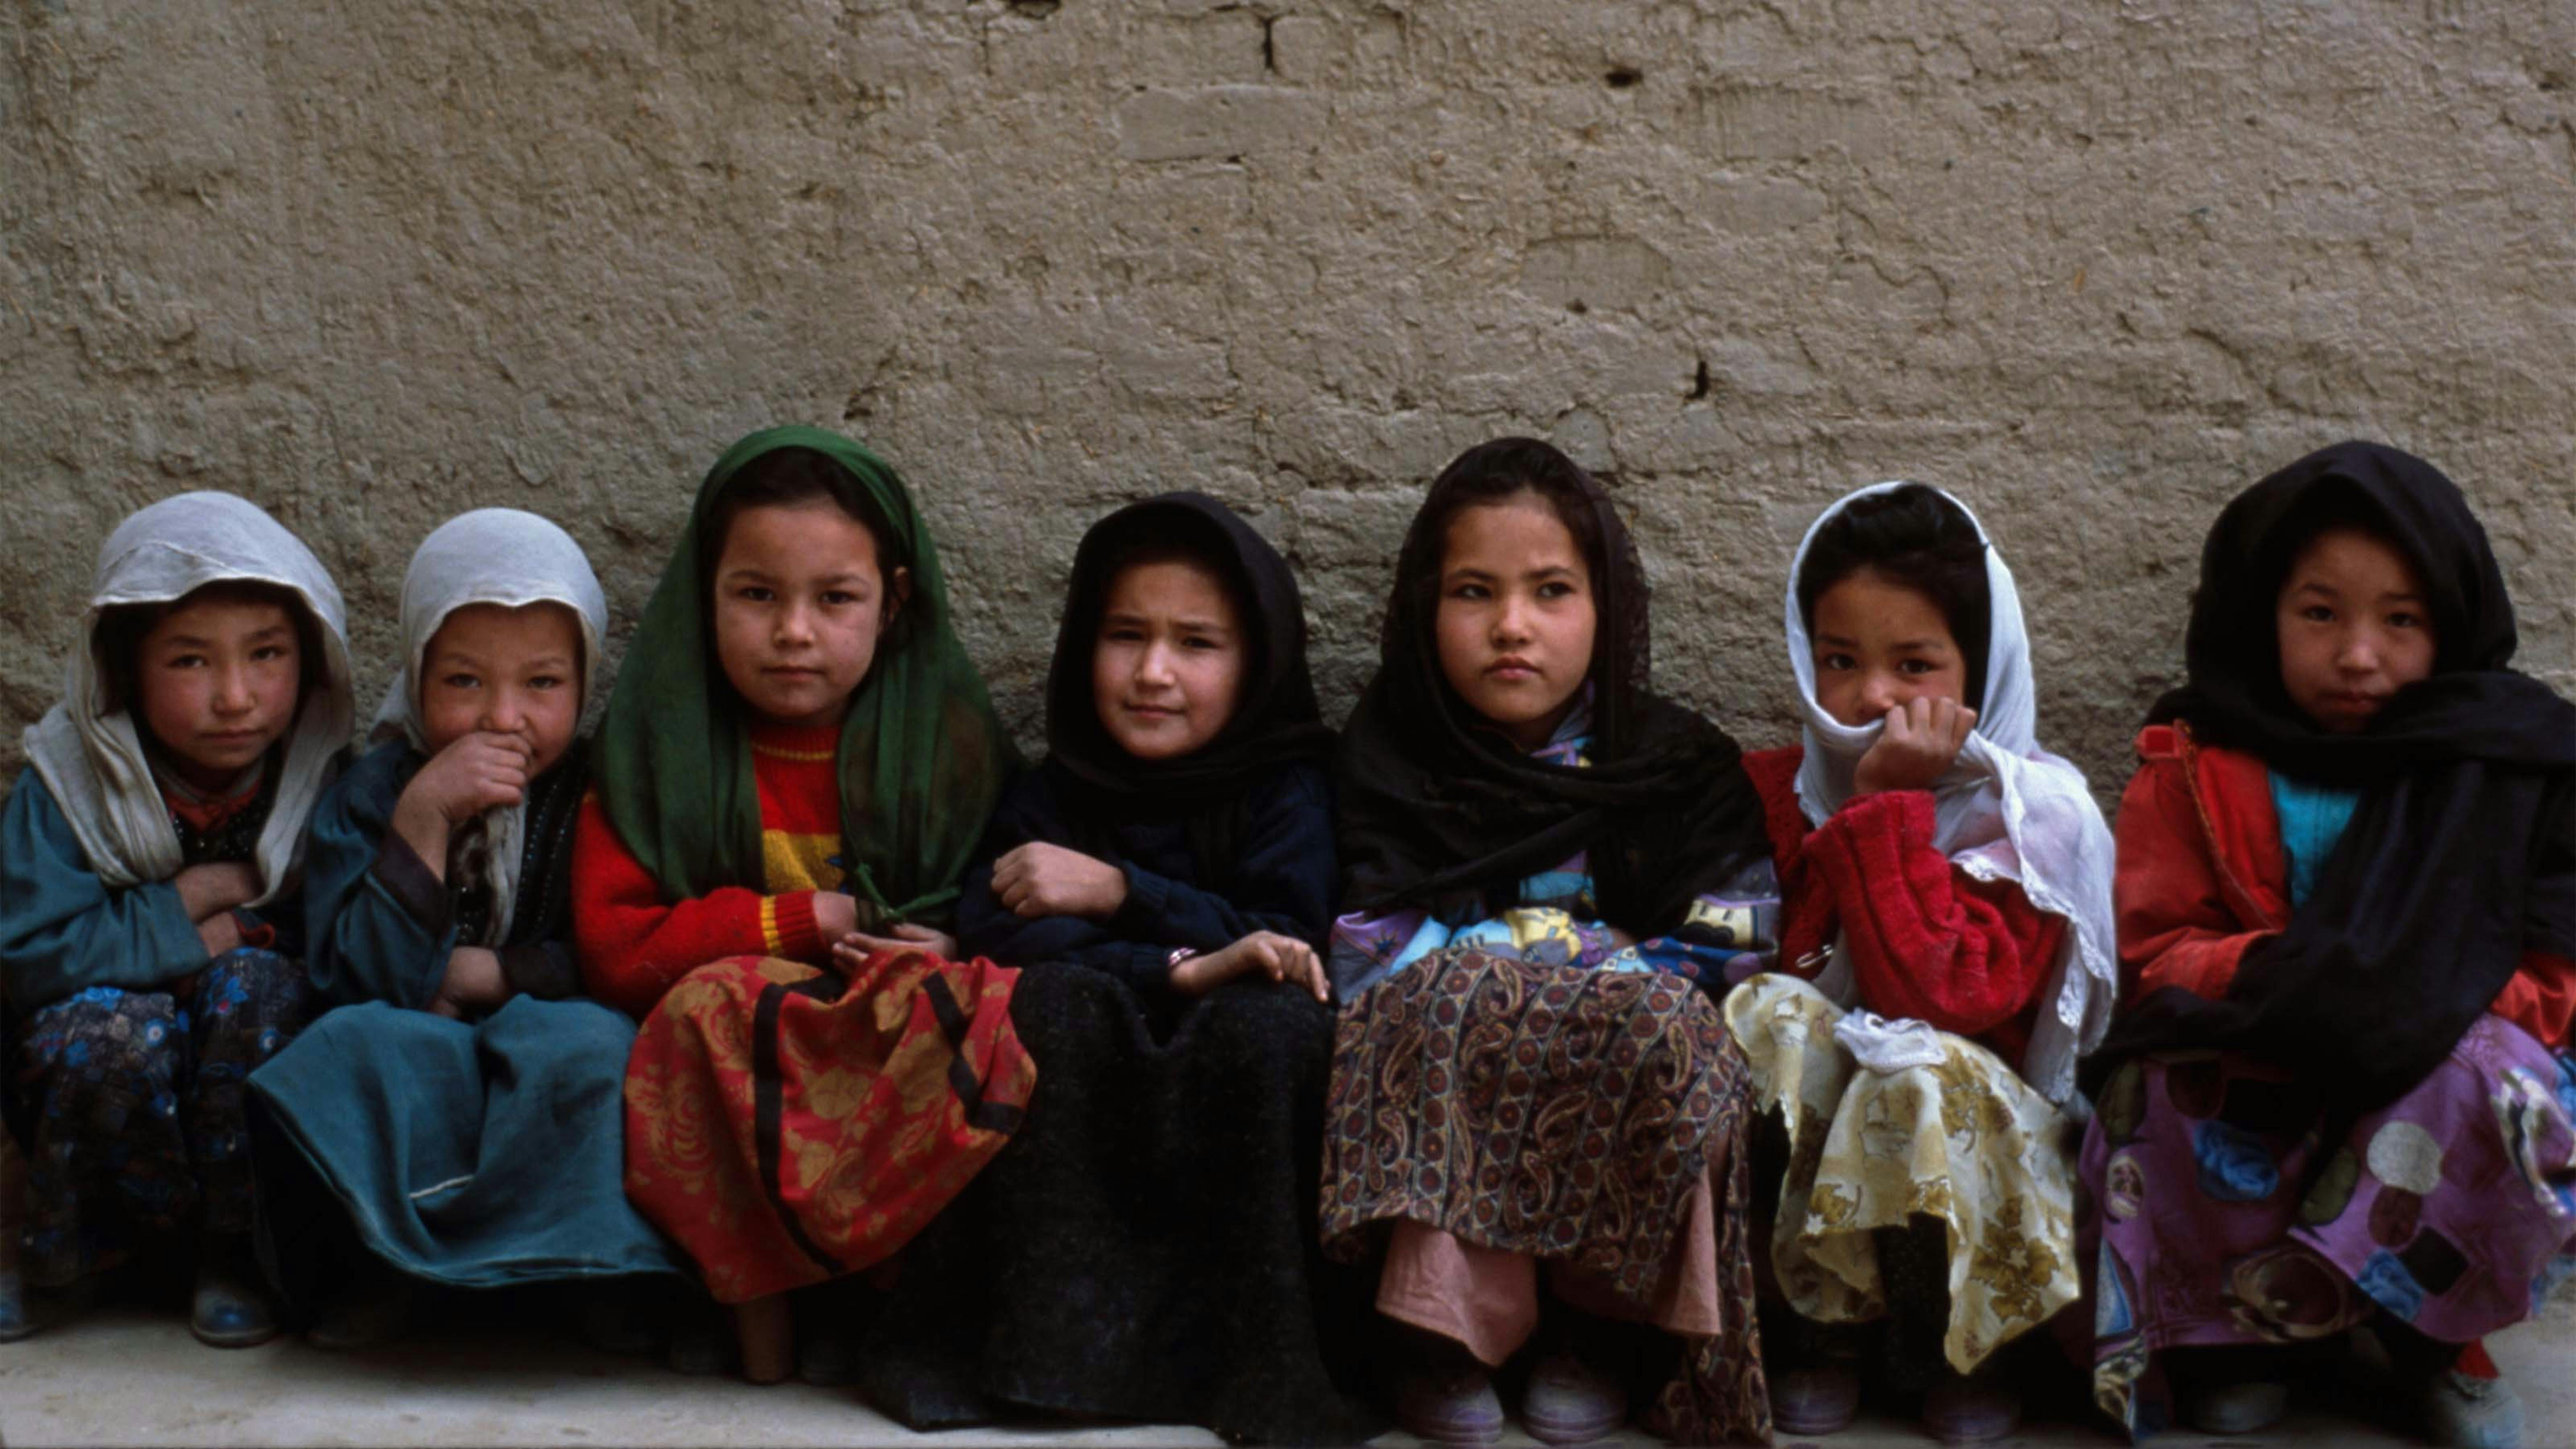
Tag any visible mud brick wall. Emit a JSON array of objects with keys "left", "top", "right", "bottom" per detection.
[{"left": 5, "top": 0, "right": 2571, "bottom": 800}]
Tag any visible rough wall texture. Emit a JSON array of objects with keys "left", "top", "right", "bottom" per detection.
[{"left": 3, "top": 0, "right": 2572, "bottom": 804}]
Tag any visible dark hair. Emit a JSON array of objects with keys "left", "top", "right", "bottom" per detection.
[
  {"left": 1421, "top": 437, "right": 1607, "bottom": 580},
  {"left": 2265, "top": 483, "right": 2417, "bottom": 585},
  {"left": 94, "top": 579, "right": 325, "bottom": 717},
  {"left": 703, "top": 445, "right": 903, "bottom": 583},
  {"left": 1796, "top": 484, "right": 1992, "bottom": 710},
  {"left": 1094, "top": 514, "right": 1261, "bottom": 670}
]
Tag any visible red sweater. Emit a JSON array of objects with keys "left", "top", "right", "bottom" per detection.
[
  {"left": 2114, "top": 722, "right": 2576, "bottom": 1049},
  {"left": 574, "top": 721, "right": 846, "bottom": 1019},
  {"left": 1743, "top": 747, "right": 2065, "bottom": 1063}
]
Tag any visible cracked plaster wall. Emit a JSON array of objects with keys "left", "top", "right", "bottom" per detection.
[{"left": 3, "top": 0, "right": 2573, "bottom": 806}]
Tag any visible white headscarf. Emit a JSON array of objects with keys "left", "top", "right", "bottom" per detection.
[
  {"left": 21, "top": 492, "right": 355, "bottom": 904},
  {"left": 373, "top": 508, "right": 606, "bottom": 945},
  {"left": 1785, "top": 481, "right": 2120, "bottom": 1108}
]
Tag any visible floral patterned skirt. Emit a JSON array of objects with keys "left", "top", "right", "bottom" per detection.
[
  {"left": 1319, "top": 948, "right": 1771, "bottom": 1446},
  {"left": 622, "top": 948, "right": 1034, "bottom": 1304},
  {"left": 1723, "top": 974, "right": 2083, "bottom": 1375},
  {"left": 2081, "top": 1015, "right": 2576, "bottom": 1439},
  {"left": 6, "top": 950, "right": 311, "bottom": 1286}
]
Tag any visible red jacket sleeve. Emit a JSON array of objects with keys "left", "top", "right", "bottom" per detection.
[
  {"left": 571, "top": 793, "right": 824, "bottom": 1019},
  {"left": 2490, "top": 951, "right": 2576, "bottom": 1050},
  {"left": 1802, "top": 788, "right": 2064, "bottom": 1052},
  {"left": 2112, "top": 757, "right": 2276, "bottom": 1003}
]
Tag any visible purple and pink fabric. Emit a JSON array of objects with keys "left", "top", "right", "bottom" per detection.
[{"left": 2083, "top": 1016, "right": 2576, "bottom": 1438}]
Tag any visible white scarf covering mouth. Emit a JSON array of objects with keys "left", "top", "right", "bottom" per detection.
[
  {"left": 371, "top": 508, "right": 607, "bottom": 947},
  {"left": 21, "top": 491, "right": 356, "bottom": 905},
  {"left": 1784, "top": 480, "right": 2120, "bottom": 1109}
]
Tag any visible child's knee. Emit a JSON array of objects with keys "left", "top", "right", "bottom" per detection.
[{"left": 21, "top": 995, "right": 181, "bottom": 1091}]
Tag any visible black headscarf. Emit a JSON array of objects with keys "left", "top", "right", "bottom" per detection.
[
  {"left": 2096, "top": 441, "right": 2576, "bottom": 1109},
  {"left": 1040, "top": 492, "right": 1334, "bottom": 880},
  {"left": 1334, "top": 438, "right": 1773, "bottom": 934}
]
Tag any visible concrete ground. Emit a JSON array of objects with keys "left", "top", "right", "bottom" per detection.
[{"left": 3, "top": 1296, "right": 2569, "bottom": 1448}]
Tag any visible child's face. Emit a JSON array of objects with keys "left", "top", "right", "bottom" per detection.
[
  {"left": 132, "top": 594, "right": 304, "bottom": 791},
  {"left": 1810, "top": 568, "right": 1970, "bottom": 727},
  {"left": 418, "top": 601, "right": 585, "bottom": 777},
  {"left": 2274, "top": 526, "right": 2437, "bottom": 733},
  {"left": 712, "top": 499, "right": 909, "bottom": 730},
  {"left": 1091, "top": 558, "right": 1247, "bottom": 762},
  {"left": 1434, "top": 495, "right": 1597, "bottom": 752}
]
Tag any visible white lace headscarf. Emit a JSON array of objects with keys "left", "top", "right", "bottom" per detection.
[
  {"left": 1785, "top": 481, "right": 2119, "bottom": 1108},
  {"left": 371, "top": 508, "right": 605, "bottom": 944},
  {"left": 21, "top": 492, "right": 355, "bottom": 903}
]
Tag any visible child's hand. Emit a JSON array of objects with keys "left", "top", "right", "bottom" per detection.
[
  {"left": 392, "top": 731, "right": 534, "bottom": 870},
  {"left": 813, "top": 891, "right": 860, "bottom": 946},
  {"left": 195, "top": 909, "right": 245, "bottom": 962},
  {"left": 831, "top": 923, "right": 959, "bottom": 974},
  {"left": 1852, "top": 697, "right": 1978, "bottom": 797},
  {"left": 412, "top": 731, "right": 535, "bottom": 822},
  {"left": 1174, "top": 931, "right": 1329, "bottom": 1003},
  {"left": 991, "top": 843, "right": 1129, "bottom": 921},
  {"left": 428, "top": 947, "right": 509, "bottom": 1019},
  {"left": 174, "top": 862, "right": 263, "bottom": 922}
]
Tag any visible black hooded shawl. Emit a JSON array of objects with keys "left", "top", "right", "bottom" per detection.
[
  {"left": 2096, "top": 441, "right": 2576, "bottom": 1109},
  {"left": 1038, "top": 491, "right": 1334, "bottom": 881},
  {"left": 1334, "top": 440, "right": 1773, "bottom": 936}
]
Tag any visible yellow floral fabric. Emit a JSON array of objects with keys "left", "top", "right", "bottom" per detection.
[{"left": 1723, "top": 973, "right": 2079, "bottom": 1372}]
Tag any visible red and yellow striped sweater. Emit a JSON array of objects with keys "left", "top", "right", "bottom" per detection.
[{"left": 573, "top": 721, "right": 847, "bottom": 1018}]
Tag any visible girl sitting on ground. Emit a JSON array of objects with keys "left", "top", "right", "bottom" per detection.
[
  {"left": 0, "top": 492, "right": 354, "bottom": 1347},
  {"left": 2083, "top": 441, "right": 2576, "bottom": 1448},
  {"left": 1320, "top": 438, "right": 1783, "bottom": 1447},
  {"left": 1725, "top": 481, "right": 2118, "bottom": 1444},
  {"left": 862, "top": 491, "right": 1373, "bottom": 1445},
  {"left": 573, "top": 427, "right": 1029, "bottom": 1385},
  {"left": 250, "top": 508, "right": 683, "bottom": 1349}
]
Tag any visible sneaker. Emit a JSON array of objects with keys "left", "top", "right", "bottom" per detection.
[
  {"left": 190, "top": 1235, "right": 281, "bottom": 1348},
  {"left": 2181, "top": 1378, "right": 2290, "bottom": 1436},
  {"left": 1772, "top": 1362, "right": 1862, "bottom": 1437},
  {"left": 1523, "top": 1350, "right": 1628, "bottom": 1445},
  {"left": 1921, "top": 1377, "right": 2020, "bottom": 1445},
  {"left": 2422, "top": 1369, "right": 2525, "bottom": 1449},
  {"left": 1396, "top": 1358, "right": 1505, "bottom": 1447}
]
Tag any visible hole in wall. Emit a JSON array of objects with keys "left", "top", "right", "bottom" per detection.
[
  {"left": 1605, "top": 67, "right": 1642, "bottom": 88},
  {"left": 1008, "top": 0, "right": 1060, "bottom": 17},
  {"left": 1688, "top": 358, "right": 1710, "bottom": 399},
  {"left": 1566, "top": 299, "right": 1589, "bottom": 315}
]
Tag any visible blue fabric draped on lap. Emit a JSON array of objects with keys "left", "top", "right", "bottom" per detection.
[{"left": 249, "top": 997, "right": 683, "bottom": 1287}]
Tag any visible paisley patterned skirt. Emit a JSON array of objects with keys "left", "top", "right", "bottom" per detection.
[
  {"left": 1724, "top": 973, "right": 2082, "bottom": 1374},
  {"left": 622, "top": 948, "right": 1034, "bottom": 1304},
  {"left": 2081, "top": 1015, "right": 2576, "bottom": 1439},
  {"left": 1318, "top": 948, "right": 1771, "bottom": 1445}
]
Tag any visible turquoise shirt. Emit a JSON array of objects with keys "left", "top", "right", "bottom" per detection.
[{"left": 2268, "top": 771, "right": 2363, "bottom": 908}]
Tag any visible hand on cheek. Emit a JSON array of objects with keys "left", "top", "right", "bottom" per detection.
[{"left": 1852, "top": 696, "right": 1978, "bottom": 796}]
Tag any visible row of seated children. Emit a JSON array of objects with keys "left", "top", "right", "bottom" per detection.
[{"left": 0, "top": 429, "right": 2566, "bottom": 1449}]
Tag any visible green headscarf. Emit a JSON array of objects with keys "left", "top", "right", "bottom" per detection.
[{"left": 594, "top": 426, "right": 1017, "bottom": 928}]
